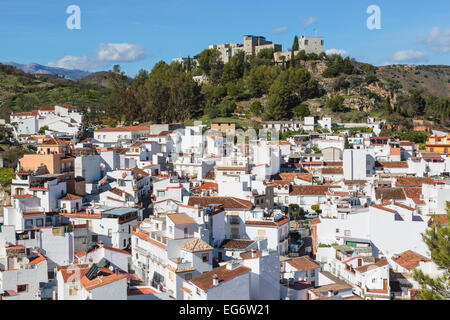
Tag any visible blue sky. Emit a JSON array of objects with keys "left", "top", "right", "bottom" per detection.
[{"left": 0, "top": 0, "right": 449, "bottom": 76}]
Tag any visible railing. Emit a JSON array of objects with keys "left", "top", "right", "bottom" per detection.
[{"left": 168, "top": 258, "right": 193, "bottom": 271}]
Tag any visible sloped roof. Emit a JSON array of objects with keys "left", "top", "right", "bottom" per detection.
[
  {"left": 187, "top": 196, "right": 253, "bottom": 210},
  {"left": 354, "top": 258, "right": 388, "bottom": 273},
  {"left": 290, "top": 185, "right": 334, "bottom": 196},
  {"left": 286, "top": 256, "right": 320, "bottom": 271},
  {"left": 392, "top": 250, "right": 431, "bottom": 271},
  {"left": 166, "top": 213, "right": 196, "bottom": 225},
  {"left": 181, "top": 239, "right": 213, "bottom": 252},
  {"left": 220, "top": 239, "right": 254, "bottom": 250},
  {"left": 189, "top": 265, "right": 251, "bottom": 291},
  {"left": 375, "top": 188, "right": 406, "bottom": 201}
]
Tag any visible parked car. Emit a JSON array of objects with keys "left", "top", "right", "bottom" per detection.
[{"left": 304, "top": 212, "right": 318, "bottom": 219}]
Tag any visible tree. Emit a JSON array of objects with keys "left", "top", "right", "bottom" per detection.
[
  {"left": 326, "top": 94, "right": 346, "bottom": 112},
  {"left": 38, "top": 126, "right": 48, "bottom": 134},
  {"left": 106, "top": 64, "right": 129, "bottom": 121},
  {"left": 197, "top": 49, "right": 223, "bottom": 80},
  {"left": 292, "top": 35, "right": 299, "bottom": 51},
  {"left": 250, "top": 101, "right": 264, "bottom": 116},
  {"left": 412, "top": 209, "right": 450, "bottom": 300},
  {"left": 344, "top": 135, "right": 350, "bottom": 149},
  {"left": 293, "top": 104, "right": 310, "bottom": 119}
]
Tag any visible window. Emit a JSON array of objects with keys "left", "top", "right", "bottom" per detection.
[
  {"left": 123, "top": 239, "right": 127, "bottom": 247},
  {"left": 108, "top": 229, "right": 112, "bottom": 238},
  {"left": 17, "top": 284, "right": 28, "bottom": 293},
  {"left": 202, "top": 253, "right": 209, "bottom": 262},
  {"left": 185, "top": 273, "right": 192, "bottom": 280},
  {"left": 344, "top": 230, "right": 351, "bottom": 236},
  {"left": 25, "top": 219, "right": 33, "bottom": 229},
  {"left": 311, "top": 269, "right": 316, "bottom": 277},
  {"left": 321, "top": 40, "right": 324, "bottom": 46},
  {"left": 304, "top": 39, "right": 309, "bottom": 45},
  {"left": 335, "top": 228, "right": 340, "bottom": 234},
  {"left": 169, "top": 226, "right": 173, "bottom": 234},
  {"left": 92, "top": 235, "right": 98, "bottom": 242},
  {"left": 36, "top": 219, "right": 43, "bottom": 227}
]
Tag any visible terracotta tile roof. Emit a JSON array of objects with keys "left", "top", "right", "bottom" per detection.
[
  {"left": 108, "top": 187, "right": 132, "bottom": 198},
  {"left": 354, "top": 258, "right": 388, "bottom": 273},
  {"left": 396, "top": 177, "right": 436, "bottom": 187},
  {"left": 392, "top": 250, "right": 431, "bottom": 271},
  {"left": 275, "top": 173, "right": 312, "bottom": 182},
  {"left": 375, "top": 188, "right": 406, "bottom": 201},
  {"left": 60, "top": 193, "right": 83, "bottom": 201},
  {"left": 194, "top": 182, "right": 218, "bottom": 191},
  {"left": 58, "top": 264, "right": 90, "bottom": 282},
  {"left": 220, "top": 239, "right": 255, "bottom": 250},
  {"left": 80, "top": 267, "right": 128, "bottom": 290},
  {"left": 239, "top": 250, "right": 263, "bottom": 260},
  {"left": 127, "top": 287, "right": 157, "bottom": 295},
  {"left": 132, "top": 168, "right": 149, "bottom": 177},
  {"left": 286, "top": 256, "right": 320, "bottom": 271},
  {"left": 187, "top": 196, "right": 253, "bottom": 210},
  {"left": 290, "top": 185, "right": 334, "bottom": 196},
  {"left": 323, "top": 161, "right": 343, "bottom": 167},
  {"left": 96, "top": 125, "right": 150, "bottom": 132},
  {"left": 403, "top": 187, "right": 422, "bottom": 200},
  {"left": 28, "top": 253, "right": 46, "bottom": 265},
  {"left": 376, "top": 161, "right": 409, "bottom": 168},
  {"left": 343, "top": 180, "right": 367, "bottom": 185},
  {"left": 189, "top": 265, "right": 251, "bottom": 291},
  {"left": 167, "top": 213, "right": 196, "bottom": 225},
  {"left": 321, "top": 167, "right": 343, "bottom": 174},
  {"left": 245, "top": 216, "right": 290, "bottom": 227},
  {"left": 181, "top": 239, "right": 213, "bottom": 252},
  {"left": 271, "top": 180, "right": 291, "bottom": 187},
  {"left": 427, "top": 214, "right": 448, "bottom": 226},
  {"left": 37, "top": 137, "right": 70, "bottom": 146}
]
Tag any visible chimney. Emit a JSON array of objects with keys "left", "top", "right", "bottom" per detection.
[
  {"left": 212, "top": 274, "right": 219, "bottom": 286},
  {"left": 251, "top": 248, "right": 257, "bottom": 258}
]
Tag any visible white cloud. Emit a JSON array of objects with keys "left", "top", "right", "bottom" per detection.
[
  {"left": 272, "top": 26, "right": 289, "bottom": 35},
  {"left": 421, "top": 27, "right": 450, "bottom": 54},
  {"left": 48, "top": 43, "right": 147, "bottom": 70},
  {"left": 301, "top": 17, "right": 317, "bottom": 27},
  {"left": 326, "top": 48, "right": 349, "bottom": 57},
  {"left": 391, "top": 50, "right": 429, "bottom": 63}
]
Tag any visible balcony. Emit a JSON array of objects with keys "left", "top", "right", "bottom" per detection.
[
  {"left": 229, "top": 218, "right": 240, "bottom": 225},
  {"left": 168, "top": 258, "right": 194, "bottom": 272}
]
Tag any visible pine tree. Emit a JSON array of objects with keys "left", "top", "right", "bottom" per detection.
[
  {"left": 292, "top": 35, "right": 299, "bottom": 51},
  {"left": 412, "top": 207, "right": 450, "bottom": 300}
]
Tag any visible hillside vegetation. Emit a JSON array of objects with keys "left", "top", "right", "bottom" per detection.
[{"left": 1, "top": 44, "right": 449, "bottom": 133}]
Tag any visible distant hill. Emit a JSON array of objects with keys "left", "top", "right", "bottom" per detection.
[
  {"left": 76, "top": 71, "right": 133, "bottom": 88},
  {"left": 3, "top": 62, "right": 91, "bottom": 80},
  {"left": 376, "top": 65, "right": 450, "bottom": 98},
  {"left": 0, "top": 63, "right": 109, "bottom": 121}
]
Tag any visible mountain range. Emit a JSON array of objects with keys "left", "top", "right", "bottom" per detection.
[{"left": 3, "top": 62, "right": 91, "bottom": 80}]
